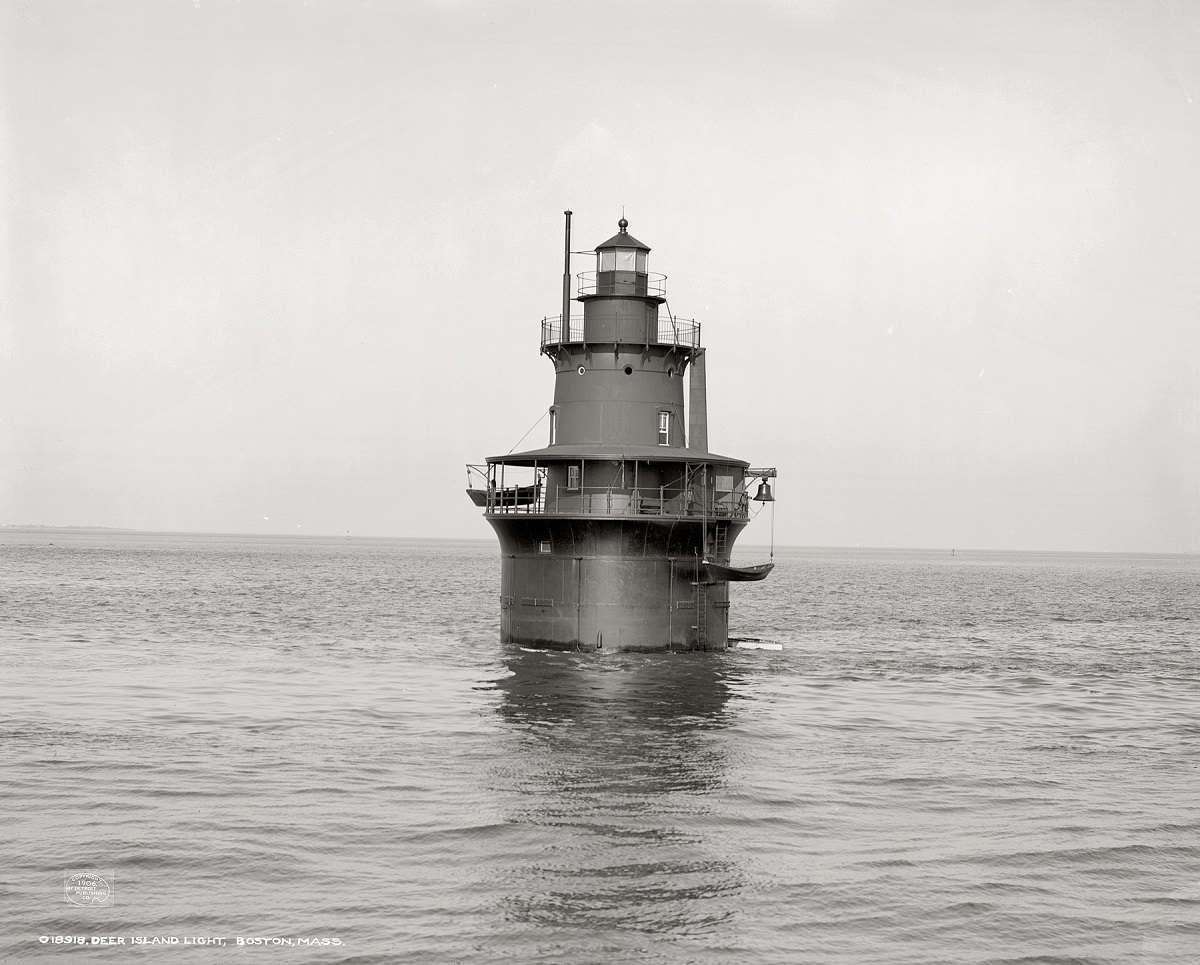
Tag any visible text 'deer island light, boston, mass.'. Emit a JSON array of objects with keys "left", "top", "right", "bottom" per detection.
[{"left": 466, "top": 213, "right": 776, "bottom": 652}]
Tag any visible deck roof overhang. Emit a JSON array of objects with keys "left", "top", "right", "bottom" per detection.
[{"left": 486, "top": 444, "right": 749, "bottom": 469}]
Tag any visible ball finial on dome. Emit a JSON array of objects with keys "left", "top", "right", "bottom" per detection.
[{"left": 618, "top": 217, "right": 628, "bottom": 231}]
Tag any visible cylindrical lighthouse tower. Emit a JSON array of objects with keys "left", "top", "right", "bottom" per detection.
[{"left": 466, "top": 215, "right": 776, "bottom": 652}]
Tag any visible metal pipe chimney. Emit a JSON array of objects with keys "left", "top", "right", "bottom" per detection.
[
  {"left": 689, "top": 348, "right": 708, "bottom": 452},
  {"left": 561, "top": 210, "right": 572, "bottom": 336}
]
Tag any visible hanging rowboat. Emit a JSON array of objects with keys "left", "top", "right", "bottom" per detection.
[
  {"left": 702, "top": 560, "right": 775, "bottom": 582},
  {"left": 465, "top": 485, "right": 540, "bottom": 508}
]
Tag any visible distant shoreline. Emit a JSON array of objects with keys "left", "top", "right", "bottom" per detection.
[
  {"left": 2, "top": 524, "right": 143, "bottom": 534},
  {"left": 0, "top": 525, "right": 490, "bottom": 543}
]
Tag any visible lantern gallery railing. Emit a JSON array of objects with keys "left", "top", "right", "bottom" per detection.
[
  {"left": 575, "top": 271, "right": 668, "bottom": 297},
  {"left": 540, "top": 315, "right": 701, "bottom": 352}
]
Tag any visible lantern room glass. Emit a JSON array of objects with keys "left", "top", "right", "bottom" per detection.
[{"left": 598, "top": 248, "right": 647, "bottom": 272}]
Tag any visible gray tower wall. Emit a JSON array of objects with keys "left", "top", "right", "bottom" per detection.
[
  {"left": 551, "top": 349, "right": 687, "bottom": 448},
  {"left": 548, "top": 288, "right": 692, "bottom": 448},
  {"left": 489, "top": 516, "right": 743, "bottom": 651},
  {"left": 580, "top": 297, "right": 659, "bottom": 343}
]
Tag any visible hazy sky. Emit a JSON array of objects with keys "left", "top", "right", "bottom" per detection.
[{"left": 3, "top": 0, "right": 1198, "bottom": 552}]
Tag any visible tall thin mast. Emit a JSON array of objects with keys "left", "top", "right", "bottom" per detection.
[{"left": 561, "top": 210, "right": 573, "bottom": 339}]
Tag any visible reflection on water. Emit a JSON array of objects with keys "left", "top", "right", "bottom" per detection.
[
  {"left": 495, "top": 647, "right": 736, "bottom": 731},
  {"left": 489, "top": 648, "right": 746, "bottom": 942}
]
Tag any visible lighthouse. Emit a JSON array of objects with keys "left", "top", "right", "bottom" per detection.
[{"left": 466, "top": 213, "right": 776, "bottom": 651}]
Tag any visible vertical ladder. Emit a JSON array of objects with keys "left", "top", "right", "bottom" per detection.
[
  {"left": 694, "top": 580, "right": 708, "bottom": 648},
  {"left": 711, "top": 523, "right": 728, "bottom": 561}
]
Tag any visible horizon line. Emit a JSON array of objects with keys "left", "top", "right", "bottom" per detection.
[{"left": 2, "top": 524, "right": 1196, "bottom": 558}]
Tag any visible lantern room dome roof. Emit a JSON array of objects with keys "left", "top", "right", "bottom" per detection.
[{"left": 594, "top": 217, "right": 650, "bottom": 252}]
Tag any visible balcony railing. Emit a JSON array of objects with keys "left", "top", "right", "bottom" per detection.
[
  {"left": 540, "top": 315, "right": 701, "bottom": 352},
  {"left": 466, "top": 481, "right": 749, "bottom": 520},
  {"left": 542, "top": 315, "right": 585, "bottom": 344},
  {"left": 576, "top": 271, "right": 668, "bottom": 297}
]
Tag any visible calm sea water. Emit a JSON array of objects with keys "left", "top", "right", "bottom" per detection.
[{"left": 2, "top": 530, "right": 1198, "bottom": 964}]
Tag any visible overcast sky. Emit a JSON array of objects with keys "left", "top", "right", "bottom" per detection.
[{"left": 2, "top": 0, "right": 1197, "bottom": 552}]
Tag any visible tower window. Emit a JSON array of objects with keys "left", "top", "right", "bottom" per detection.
[
  {"left": 567, "top": 465, "right": 581, "bottom": 490},
  {"left": 548, "top": 408, "right": 557, "bottom": 445},
  {"left": 658, "top": 411, "right": 670, "bottom": 446}
]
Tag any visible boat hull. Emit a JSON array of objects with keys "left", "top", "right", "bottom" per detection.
[{"left": 703, "top": 560, "right": 774, "bottom": 582}]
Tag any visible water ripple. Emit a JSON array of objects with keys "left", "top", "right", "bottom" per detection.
[{"left": 2, "top": 536, "right": 1198, "bottom": 963}]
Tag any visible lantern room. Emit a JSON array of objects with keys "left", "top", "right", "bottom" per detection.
[
  {"left": 596, "top": 217, "right": 649, "bottom": 272},
  {"left": 591, "top": 217, "right": 652, "bottom": 297}
]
